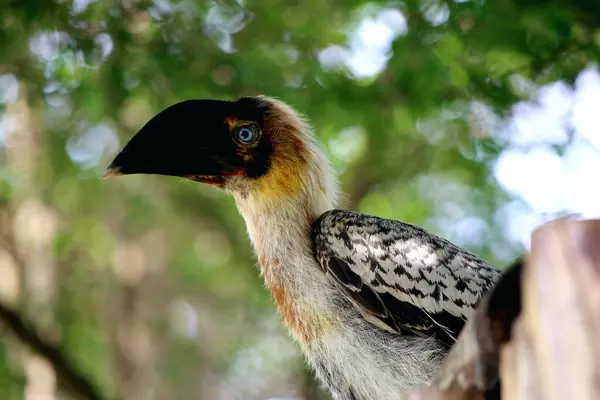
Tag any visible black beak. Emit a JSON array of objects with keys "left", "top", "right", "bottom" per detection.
[{"left": 103, "top": 100, "right": 243, "bottom": 182}]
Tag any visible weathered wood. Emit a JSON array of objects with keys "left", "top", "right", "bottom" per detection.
[
  {"left": 501, "top": 219, "right": 600, "bottom": 400},
  {"left": 408, "top": 218, "right": 600, "bottom": 400},
  {"left": 407, "top": 259, "right": 523, "bottom": 400}
]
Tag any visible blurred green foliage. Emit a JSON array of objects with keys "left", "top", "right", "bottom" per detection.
[{"left": 0, "top": 0, "right": 599, "bottom": 398}]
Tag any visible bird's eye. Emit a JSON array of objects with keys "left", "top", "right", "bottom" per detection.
[{"left": 235, "top": 126, "right": 256, "bottom": 143}]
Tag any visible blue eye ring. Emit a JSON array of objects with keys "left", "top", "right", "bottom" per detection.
[{"left": 235, "top": 126, "right": 256, "bottom": 143}]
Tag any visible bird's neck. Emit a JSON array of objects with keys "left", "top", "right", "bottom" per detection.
[
  {"left": 231, "top": 117, "right": 339, "bottom": 340},
  {"left": 234, "top": 163, "right": 336, "bottom": 273},
  {"left": 234, "top": 165, "right": 337, "bottom": 342},
  {"left": 234, "top": 135, "right": 338, "bottom": 264}
]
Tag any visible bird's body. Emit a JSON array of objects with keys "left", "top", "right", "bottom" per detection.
[
  {"left": 105, "top": 96, "right": 501, "bottom": 399},
  {"left": 232, "top": 145, "right": 443, "bottom": 398}
]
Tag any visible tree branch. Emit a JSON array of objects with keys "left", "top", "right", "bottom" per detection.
[{"left": 0, "top": 300, "right": 107, "bottom": 400}]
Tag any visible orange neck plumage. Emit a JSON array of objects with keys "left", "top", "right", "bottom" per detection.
[{"left": 260, "top": 256, "right": 318, "bottom": 343}]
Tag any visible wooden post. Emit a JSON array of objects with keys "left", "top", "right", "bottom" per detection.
[
  {"left": 501, "top": 219, "right": 600, "bottom": 400},
  {"left": 408, "top": 218, "right": 600, "bottom": 400}
]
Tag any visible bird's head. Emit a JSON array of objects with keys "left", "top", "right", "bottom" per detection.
[{"left": 105, "top": 96, "right": 336, "bottom": 205}]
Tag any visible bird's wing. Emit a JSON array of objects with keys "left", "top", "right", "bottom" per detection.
[{"left": 311, "top": 209, "right": 501, "bottom": 347}]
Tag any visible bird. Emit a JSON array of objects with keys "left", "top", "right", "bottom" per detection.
[{"left": 104, "top": 95, "right": 501, "bottom": 400}]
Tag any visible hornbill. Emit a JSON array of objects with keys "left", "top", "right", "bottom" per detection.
[{"left": 104, "top": 96, "right": 501, "bottom": 400}]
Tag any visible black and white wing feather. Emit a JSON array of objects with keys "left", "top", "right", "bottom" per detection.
[{"left": 311, "top": 210, "right": 501, "bottom": 347}]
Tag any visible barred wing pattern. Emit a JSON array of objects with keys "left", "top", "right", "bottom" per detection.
[{"left": 311, "top": 210, "right": 501, "bottom": 347}]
